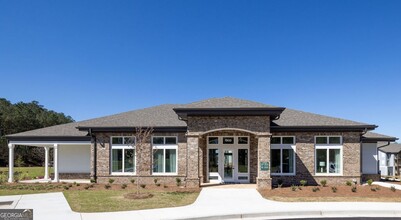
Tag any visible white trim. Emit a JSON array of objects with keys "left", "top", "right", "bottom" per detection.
[
  {"left": 152, "top": 136, "right": 178, "bottom": 175},
  {"left": 110, "top": 136, "right": 136, "bottom": 175},
  {"left": 8, "top": 141, "right": 91, "bottom": 146},
  {"left": 314, "top": 135, "right": 343, "bottom": 145},
  {"left": 314, "top": 135, "right": 343, "bottom": 176}
]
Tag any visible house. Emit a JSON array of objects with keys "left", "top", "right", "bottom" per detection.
[
  {"left": 378, "top": 143, "right": 401, "bottom": 177},
  {"left": 5, "top": 97, "right": 398, "bottom": 188}
]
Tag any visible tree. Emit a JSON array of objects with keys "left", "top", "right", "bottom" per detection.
[
  {"left": 131, "top": 127, "right": 153, "bottom": 194},
  {"left": 0, "top": 98, "right": 74, "bottom": 166}
]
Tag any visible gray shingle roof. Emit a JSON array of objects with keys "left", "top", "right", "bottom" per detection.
[
  {"left": 379, "top": 143, "right": 401, "bottom": 154},
  {"left": 363, "top": 131, "right": 396, "bottom": 140},
  {"left": 7, "top": 97, "right": 383, "bottom": 138},
  {"left": 181, "top": 97, "right": 275, "bottom": 108}
]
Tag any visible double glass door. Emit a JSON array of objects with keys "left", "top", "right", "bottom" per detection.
[{"left": 209, "top": 147, "right": 249, "bottom": 183}]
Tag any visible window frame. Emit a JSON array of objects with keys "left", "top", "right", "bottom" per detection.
[
  {"left": 314, "top": 136, "right": 343, "bottom": 176},
  {"left": 270, "top": 136, "right": 296, "bottom": 176},
  {"left": 110, "top": 136, "right": 136, "bottom": 175},
  {"left": 152, "top": 136, "right": 178, "bottom": 175}
]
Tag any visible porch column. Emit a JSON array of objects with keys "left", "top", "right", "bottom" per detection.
[
  {"left": 53, "top": 144, "right": 59, "bottom": 182},
  {"left": 8, "top": 144, "right": 14, "bottom": 183},
  {"left": 44, "top": 146, "right": 50, "bottom": 180},
  {"left": 256, "top": 132, "right": 272, "bottom": 189},
  {"left": 186, "top": 132, "right": 200, "bottom": 188}
]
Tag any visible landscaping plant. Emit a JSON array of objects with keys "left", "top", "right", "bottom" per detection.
[
  {"left": 176, "top": 178, "right": 182, "bottom": 186},
  {"left": 367, "top": 179, "right": 373, "bottom": 186},
  {"left": 346, "top": 180, "right": 352, "bottom": 186},
  {"left": 299, "top": 180, "right": 307, "bottom": 187},
  {"left": 312, "top": 187, "right": 320, "bottom": 192},
  {"left": 140, "top": 184, "right": 146, "bottom": 189},
  {"left": 331, "top": 186, "right": 337, "bottom": 193},
  {"left": 104, "top": 184, "right": 111, "bottom": 189},
  {"left": 108, "top": 178, "right": 115, "bottom": 184},
  {"left": 121, "top": 184, "right": 127, "bottom": 189},
  {"left": 291, "top": 185, "right": 297, "bottom": 191},
  {"left": 320, "top": 179, "right": 327, "bottom": 187},
  {"left": 351, "top": 186, "right": 357, "bottom": 192},
  {"left": 130, "top": 179, "right": 135, "bottom": 184},
  {"left": 277, "top": 179, "right": 283, "bottom": 188},
  {"left": 391, "top": 186, "right": 396, "bottom": 192}
]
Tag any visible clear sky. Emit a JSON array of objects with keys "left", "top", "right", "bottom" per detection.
[{"left": 0, "top": 0, "right": 400, "bottom": 140}]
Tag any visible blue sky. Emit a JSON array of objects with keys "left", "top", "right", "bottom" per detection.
[{"left": 0, "top": 0, "right": 400, "bottom": 139}]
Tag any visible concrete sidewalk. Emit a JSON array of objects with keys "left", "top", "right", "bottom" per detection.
[
  {"left": 372, "top": 181, "right": 401, "bottom": 190},
  {"left": 3, "top": 188, "right": 401, "bottom": 220}
]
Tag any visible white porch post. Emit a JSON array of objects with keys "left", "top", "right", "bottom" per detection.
[
  {"left": 8, "top": 144, "right": 14, "bottom": 183},
  {"left": 44, "top": 146, "right": 50, "bottom": 180},
  {"left": 53, "top": 144, "right": 59, "bottom": 182}
]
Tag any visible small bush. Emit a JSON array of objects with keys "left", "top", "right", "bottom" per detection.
[
  {"left": 300, "top": 180, "right": 307, "bottom": 187},
  {"left": 84, "top": 185, "right": 90, "bottom": 190},
  {"left": 367, "top": 179, "right": 373, "bottom": 186},
  {"left": 291, "top": 184, "right": 297, "bottom": 191},
  {"left": 68, "top": 183, "right": 73, "bottom": 188},
  {"left": 154, "top": 178, "right": 158, "bottom": 184},
  {"left": 104, "top": 184, "right": 111, "bottom": 189},
  {"left": 130, "top": 179, "right": 135, "bottom": 184},
  {"left": 176, "top": 178, "right": 182, "bottom": 186},
  {"left": 371, "top": 187, "right": 377, "bottom": 192},
  {"left": 346, "top": 180, "right": 352, "bottom": 186},
  {"left": 320, "top": 179, "right": 327, "bottom": 187},
  {"left": 73, "top": 181, "right": 77, "bottom": 185},
  {"left": 63, "top": 185, "right": 69, "bottom": 190},
  {"left": 312, "top": 187, "right": 320, "bottom": 192},
  {"left": 76, "top": 183, "right": 80, "bottom": 187},
  {"left": 351, "top": 186, "right": 357, "bottom": 192},
  {"left": 277, "top": 179, "right": 283, "bottom": 188},
  {"left": 163, "top": 185, "right": 168, "bottom": 188},
  {"left": 391, "top": 186, "right": 396, "bottom": 192},
  {"left": 121, "top": 184, "right": 127, "bottom": 189},
  {"left": 156, "top": 183, "right": 161, "bottom": 187},
  {"left": 331, "top": 186, "right": 337, "bottom": 193},
  {"left": 140, "top": 184, "right": 146, "bottom": 189},
  {"left": 89, "top": 183, "right": 95, "bottom": 188},
  {"left": 90, "top": 178, "right": 96, "bottom": 183},
  {"left": 108, "top": 178, "right": 115, "bottom": 184}
]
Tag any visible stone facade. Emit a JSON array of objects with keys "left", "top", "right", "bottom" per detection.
[
  {"left": 187, "top": 116, "right": 270, "bottom": 132},
  {"left": 270, "top": 132, "right": 362, "bottom": 186}
]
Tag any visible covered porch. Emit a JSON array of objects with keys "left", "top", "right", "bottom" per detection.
[{"left": 7, "top": 140, "right": 91, "bottom": 183}]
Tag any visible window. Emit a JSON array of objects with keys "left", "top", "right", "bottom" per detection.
[
  {"left": 315, "top": 136, "right": 342, "bottom": 175},
  {"left": 111, "top": 136, "right": 135, "bottom": 174},
  {"left": 238, "top": 137, "right": 248, "bottom": 144},
  {"left": 152, "top": 136, "right": 178, "bottom": 174},
  {"left": 223, "top": 137, "right": 234, "bottom": 144},
  {"left": 208, "top": 137, "right": 219, "bottom": 145},
  {"left": 270, "top": 136, "right": 296, "bottom": 175}
]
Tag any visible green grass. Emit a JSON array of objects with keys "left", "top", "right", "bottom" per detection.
[
  {"left": 0, "top": 167, "right": 53, "bottom": 180},
  {"left": 63, "top": 190, "right": 200, "bottom": 212}
]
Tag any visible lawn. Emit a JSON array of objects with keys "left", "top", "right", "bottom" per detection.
[
  {"left": 0, "top": 167, "right": 53, "bottom": 180},
  {"left": 259, "top": 185, "right": 401, "bottom": 202},
  {"left": 0, "top": 183, "right": 200, "bottom": 212}
]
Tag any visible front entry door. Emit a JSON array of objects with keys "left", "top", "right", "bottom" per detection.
[{"left": 223, "top": 149, "right": 234, "bottom": 182}]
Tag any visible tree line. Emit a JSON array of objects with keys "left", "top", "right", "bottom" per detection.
[{"left": 0, "top": 98, "right": 74, "bottom": 166}]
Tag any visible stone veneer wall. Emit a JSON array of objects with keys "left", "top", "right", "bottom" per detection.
[
  {"left": 187, "top": 116, "right": 270, "bottom": 132},
  {"left": 91, "top": 132, "right": 187, "bottom": 185},
  {"left": 200, "top": 130, "right": 258, "bottom": 183},
  {"left": 270, "top": 132, "right": 362, "bottom": 186}
]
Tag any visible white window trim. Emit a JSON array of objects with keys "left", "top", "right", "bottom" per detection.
[
  {"left": 110, "top": 136, "right": 136, "bottom": 175},
  {"left": 271, "top": 142, "right": 296, "bottom": 176},
  {"left": 152, "top": 136, "right": 178, "bottom": 175},
  {"left": 315, "top": 135, "right": 343, "bottom": 176}
]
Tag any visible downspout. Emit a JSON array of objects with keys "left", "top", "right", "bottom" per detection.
[
  {"left": 89, "top": 128, "right": 97, "bottom": 181},
  {"left": 377, "top": 141, "right": 391, "bottom": 176}
]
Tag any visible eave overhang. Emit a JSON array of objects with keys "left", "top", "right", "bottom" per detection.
[
  {"left": 173, "top": 107, "right": 286, "bottom": 121},
  {"left": 6, "top": 136, "right": 91, "bottom": 142},
  {"left": 271, "top": 125, "right": 378, "bottom": 132},
  {"left": 77, "top": 126, "right": 188, "bottom": 133}
]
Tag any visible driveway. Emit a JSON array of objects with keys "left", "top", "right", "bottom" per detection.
[{"left": 3, "top": 186, "right": 401, "bottom": 220}]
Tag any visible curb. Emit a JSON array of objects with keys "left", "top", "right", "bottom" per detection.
[{"left": 166, "top": 210, "right": 401, "bottom": 220}]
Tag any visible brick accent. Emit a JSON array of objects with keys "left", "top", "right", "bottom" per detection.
[
  {"left": 59, "top": 173, "right": 90, "bottom": 179},
  {"left": 361, "top": 174, "right": 381, "bottom": 182},
  {"left": 257, "top": 134, "right": 272, "bottom": 189},
  {"left": 186, "top": 134, "right": 200, "bottom": 187},
  {"left": 271, "top": 132, "right": 362, "bottom": 187}
]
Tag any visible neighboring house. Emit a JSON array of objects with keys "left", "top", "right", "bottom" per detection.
[
  {"left": 378, "top": 143, "right": 401, "bottom": 177},
  {"left": 5, "top": 97, "right": 398, "bottom": 188}
]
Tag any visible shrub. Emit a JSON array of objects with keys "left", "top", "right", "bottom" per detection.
[
  {"left": 104, "top": 184, "right": 111, "bottom": 189},
  {"left": 140, "top": 184, "right": 146, "bottom": 189},
  {"left": 84, "top": 185, "right": 90, "bottom": 190},
  {"left": 156, "top": 183, "right": 161, "bottom": 187},
  {"left": 76, "top": 183, "right": 80, "bottom": 187},
  {"left": 73, "top": 181, "right": 77, "bottom": 185},
  {"left": 277, "top": 179, "right": 283, "bottom": 188},
  {"left": 300, "top": 180, "right": 307, "bottom": 187},
  {"left": 351, "top": 186, "right": 357, "bottom": 192},
  {"left": 108, "top": 178, "right": 115, "bottom": 184},
  {"left": 63, "top": 185, "right": 69, "bottom": 190},
  {"left": 130, "top": 179, "right": 135, "bottom": 184},
  {"left": 154, "top": 178, "right": 158, "bottom": 184},
  {"left": 89, "top": 183, "right": 95, "bottom": 188},
  {"left": 176, "top": 178, "right": 182, "bottom": 186},
  {"left": 320, "top": 179, "right": 327, "bottom": 187},
  {"left": 163, "top": 185, "right": 168, "bottom": 188},
  {"left": 331, "top": 186, "right": 337, "bottom": 193},
  {"left": 121, "top": 184, "right": 127, "bottom": 189},
  {"left": 346, "top": 180, "right": 352, "bottom": 186},
  {"left": 371, "top": 187, "right": 377, "bottom": 192},
  {"left": 291, "top": 185, "right": 297, "bottom": 191},
  {"left": 90, "top": 178, "right": 96, "bottom": 183},
  {"left": 391, "top": 186, "right": 396, "bottom": 192},
  {"left": 68, "top": 183, "right": 73, "bottom": 188},
  {"left": 367, "top": 179, "right": 373, "bottom": 186},
  {"left": 312, "top": 187, "right": 320, "bottom": 192}
]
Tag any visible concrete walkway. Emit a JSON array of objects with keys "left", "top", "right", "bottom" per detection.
[
  {"left": 372, "top": 181, "right": 401, "bottom": 190},
  {"left": 3, "top": 186, "right": 401, "bottom": 220}
]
